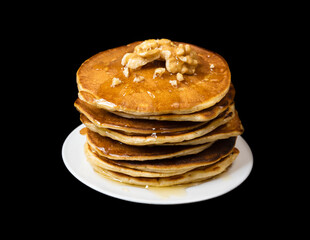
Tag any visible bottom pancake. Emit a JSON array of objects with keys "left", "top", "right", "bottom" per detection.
[{"left": 89, "top": 148, "right": 239, "bottom": 187}]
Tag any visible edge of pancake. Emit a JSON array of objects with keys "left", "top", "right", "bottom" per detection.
[
  {"left": 86, "top": 129, "right": 214, "bottom": 161},
  {"left": 92, "top": 148, "right": 239, "bottom": 187},
  {"left": 111, "top": 83, "right": 235, "bottom": 121},
  {"left": 112, "top": 137, "right": 237, "bottom": 173},
  {"left": 81, "top": 104, "right": 235, "bottom": 145},
  {"left": 75, "top": 98, "right": 206, "bottom": 134},
  {"left": 85, "top": 143, "right": 187, "bottom": 177},
  {"left": 162, "top": 110, "right": 243, "bottom": 145}
]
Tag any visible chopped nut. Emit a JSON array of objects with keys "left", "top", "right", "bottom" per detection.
[
  {"left": 111, "top": 77, "right": 122, "bottom": 87},
  {"left": 176, "top": 45, "right": 185, "bottom": 55},
  {"left": 176, "top": 73, "right": 184, "bottom": 81},
  {"left": 181, "top": 65, "right": 189, "bottom": 74},
  {"left": 133, "top": 75, "right": 145, "bottom": 83},
  {"left": 161, "top": 50, "right": 171, "bottom": 58},
  {"left": 169, "top": 80, "right": 178, "bottom": 87},
  {"left": 153, "top": 67, "right": 166, "bottom": 79},
  {"left": 126, "top": 55, "right": 150, "bottom": 70},
  {"left": 121, "top": 53, "right": 132, "bottom": 66},
  {"left": 185, "top": 44, "right": 191, "bottom": 54},
  {"left": 123, "top": 67, "right": 129, "bottom": 77},
  {"left": 178, "top": 56, "right": 187, "bottom": 62}
]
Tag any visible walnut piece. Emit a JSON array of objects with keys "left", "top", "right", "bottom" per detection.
[
  {"left": 133, "top": 75, "right": 145, "bottom": 83},
  {"left": 153, "top": 67, "right": 166, "bottom": 79},
  {"left": 121, "top": 39, "right": 199, "bottom": 75},
  {"left": 123, "top": 67, "right": 129, "bottom": 77},
  {"left": 169, "top": 80, "right": 178, "bottom": 87},
  {"left": 176, "top": 73, "right": 184, "bottom": 81},
  {"left": 111, "top": 77, "right": 122, "bottom": 87}
]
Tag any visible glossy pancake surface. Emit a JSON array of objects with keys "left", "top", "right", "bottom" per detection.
[{"left": 77, "top": 41, "right": 231, "bottom": 115}]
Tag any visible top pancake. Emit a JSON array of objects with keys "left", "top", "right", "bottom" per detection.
[{"left": 77, "top": 41, "right": 231, "bottom": 115}]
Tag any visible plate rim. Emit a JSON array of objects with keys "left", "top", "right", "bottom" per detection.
[{"left": 62, "top": 124, "right": 253, "bottom": 205}]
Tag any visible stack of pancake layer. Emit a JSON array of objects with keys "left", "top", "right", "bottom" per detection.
[{"left": 75, "top": 40, "right": 244, "bottom": 187}]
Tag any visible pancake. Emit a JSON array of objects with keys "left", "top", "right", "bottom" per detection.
[
  {"left": 163, "top": 110, "right": 243, "bottom": 145},
  {"left": 80, "top": 104, "right": 235, "bottom": 146},
  {"left": 86, "top": 128, "right": 213, "bottom": 161},
  {"left": 91, "top": 149, "right": 239, "bottom": 187},
  {"left": 77, "top": 40, "right": 231, "bottom": 115},
  {"left": 75, "top": 98, "right": 206, "bottom": 134},
  {"left": 85, "top": 143, "right": 185, "bottom": 177},
  {"left": 111, "top": 84, "right": 235, "bottom": 122},
  {"left": 111, "top": 137, "right": 237, "bottom": 173}
]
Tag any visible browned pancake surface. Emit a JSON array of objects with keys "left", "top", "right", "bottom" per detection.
[
  {"left": 75, "top": 98, "right": 205, "bottom": 134},
  {"left": 86, "top": 128, "right": 213, "bottom": 160},
  {"left": 92, "top": 149, "right": 239, "bottom": 187},
  {"left": 112, "top": 137, "right": 237, "bottom": 171},
  {"left": 77, "top": 41, "right": 231, "bottom": 115}
]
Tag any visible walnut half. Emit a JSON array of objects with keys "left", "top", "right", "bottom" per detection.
[{"left": 121, "top": 39, "right": 199, "bottom": 75}]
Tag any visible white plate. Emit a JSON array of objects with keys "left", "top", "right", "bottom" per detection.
[{"left": 62, "top": 124, "right": 253, "bottom": 205}]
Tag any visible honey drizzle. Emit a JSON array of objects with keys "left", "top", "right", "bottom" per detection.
[
  {"left": 94, "top": 170, "right": 190, "bottom": 199},
  {"left": 146, "top": 185, "right": 187, "bottom": 199},
  {"left": 79, "top": 127, "right": 87, "bottom": 135}
]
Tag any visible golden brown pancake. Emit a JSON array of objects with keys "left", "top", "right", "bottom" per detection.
[
  {"left": 86, "top": 128, "right": 213, "bottom": 161},
  {"left": 110, "top": 137, "right": 237, "bottom": 173},
  {"left": 77, "top": 41, "right": 231, "bottom": 115},
  {"left": 84, "top": 143, "right": 186, "bottom": 177},
  {"left": 80, "top": 104, "right": 235, "bottom": 145},
  {"left": 90, "top": 149, "right": 239, "bottom": 187},
  {"left": 75, "top": 98, "right": 206, "bottom": 134},
  {"left": 111, "top": 84, "right": 235, "bottom": 122},
  {"left": 163, "top": 110, "right": 243, "bottom": 145}
]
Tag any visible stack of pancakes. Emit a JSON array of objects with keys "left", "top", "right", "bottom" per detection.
[{"left": 74, "top": 40, "right": 244, "bottom": 187}]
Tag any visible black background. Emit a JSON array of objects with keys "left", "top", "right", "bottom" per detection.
[{"left": 14, "top": 5, "right": 300, "bottom": 234}]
